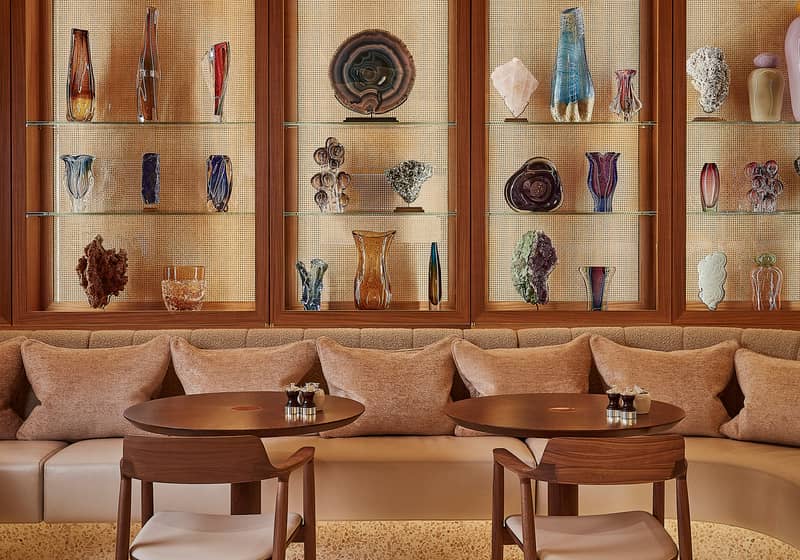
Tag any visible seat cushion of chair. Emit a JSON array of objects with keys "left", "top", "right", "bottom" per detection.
[
  {"left": 130, "top": 511, "right": 302, "bottom": 560},
  {"left": 0, "top": 440, "right": 67, "bottom": 522},
  {"left": 506, "top": 511, "right": 678, "bottom": 560}
]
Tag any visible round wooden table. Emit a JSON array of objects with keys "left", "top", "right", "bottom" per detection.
[
  {"left": 124, "top": 391, "right": 364, "bottom": 514},
  {"left": 444, "top": 393, "right": 685, "bottom": 516}
]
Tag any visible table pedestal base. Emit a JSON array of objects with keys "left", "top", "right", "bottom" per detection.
[
  {"left": 231, "top": 481, "right": 262, "bottom": 515},
  {"left": 547, "top": 483, "right": 578, "bottom": 516}
]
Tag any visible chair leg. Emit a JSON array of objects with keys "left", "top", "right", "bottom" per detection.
[
  {"left": 676, "top": 477, "right": 693, "bottom": 560},
  {"left": 303, "top": 459, "right": 317, "bottom": 560},
  {"left": 141, "top": 481, "right": 154, "bottom": 525},
  {"left": 653, "top": 481, "right": 665, "bottom": 525},
  {"left": 520, "top": 479, "right": 537, "bottom": 560},
  {"left": 491, "top": 460, "right": 504, "bottom": 560},
  {"left": 115, "top": 477, "right": 132, "bottom": 560},
  {"left": 272, "top": 476, "right": 290, "bottom": 560}
]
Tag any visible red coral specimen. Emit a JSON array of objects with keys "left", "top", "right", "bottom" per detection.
[{"left": 76, "top": 235, "right": 128, "bottom": 309}]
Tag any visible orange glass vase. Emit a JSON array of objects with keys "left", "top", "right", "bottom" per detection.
[{"left": 353, "top": 230, "right": 395, "bottom": 310}]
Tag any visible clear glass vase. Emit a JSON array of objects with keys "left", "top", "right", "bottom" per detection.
[
  {"left": 550, "top": 7, "right": 595, "bottom": 122},
  {"left": 136, "top": 6, "right": 160, "bottom": 122},
  {"left": 579, "top": 266, "right": 615, "bottom": 311},
  {"left": 296, "top": 259, "right": 328, "bottom": 311},
  {"left": 67, "top": 29, "right": 95, "bottom": 122},
  {"left": 751, "top": 253, "right": 783, "bottom": 311},
  {"left": 586, "top": 152, "right": 620, "bottom": 212},
  {"left": 61, "top": 154, "right": 95, "bottom": 212},
  {"left": 353, "top": 230, "right": 395, "bottom": 310}
]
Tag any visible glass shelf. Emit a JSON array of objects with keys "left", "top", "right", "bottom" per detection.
[
  {"left": 486, "top": 121, "right": 657, "bottom": 127},
  {"left": 284, "top": 211, "right": 456, "bottom": 217},
  {"left": 687, "top": 211, "right": 800, "bottom": 216},
  {"left": 26, "top": 121, "right": 255, "bottom": 127},
  {"left": 487, "top": 211, "right": 657, "bottom": 216},
  {"left": 687, "top": 120, "right": 800, "bottom": 126},
  {"left": 283, "top": 121, "right": 455, "bottom": 128},
  {"left": 26, "top": 211, "right": 255, "bottom": 218}
]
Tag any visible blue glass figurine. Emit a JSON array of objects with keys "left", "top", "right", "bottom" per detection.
[
  {"left": 550, "top": 7, "right": 595, "bottom": 122},
  {"left": 296, "top": 259, "right": 328, "bottom": 311}
]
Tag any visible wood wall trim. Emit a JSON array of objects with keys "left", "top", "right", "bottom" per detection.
[{"left": 0, "top": 0, "right": 11, "bottom": 324}]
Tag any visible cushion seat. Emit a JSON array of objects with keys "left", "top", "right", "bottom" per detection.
[
  {"left": 130, "top": 511, "right": 302, "bottom": 560},
  {"left": 506, "top": 511, "right": 678, "bottom": 560},
  {"left": 0, "top": 440, "right": 67, "bottom": 522}
]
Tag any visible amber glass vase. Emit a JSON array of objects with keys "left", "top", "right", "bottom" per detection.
[
  {"left": 67, "top": 29, "right": 95, "bottom": 121},
  {"left": 353, "top": 230, "right": 395, "bottom": 310}
]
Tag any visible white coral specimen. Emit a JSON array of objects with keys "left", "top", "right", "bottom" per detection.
[{"left": 687, "top": 47, "right": 730, "bottom": 114}]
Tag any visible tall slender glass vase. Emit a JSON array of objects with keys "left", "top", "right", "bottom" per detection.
[
  {"left": 579, "top": 266, "right": 615, "bottom": 311},
  {"left": 203, "top": 42, "right": 231, "bottom": 121},
  {"left": 67, "top": 29, "right": 95, "bottom": 122},
  {"left": 137, "top": 6, "right": 160, "bottom": 122},
  {"left": 700, "top": 163, "right": 720, "bottom": 212},
  {"left": 550, "top": 7, "right": 595, "bottom": 122},
  {"left": 353, "top": 230, "right": 395, "bottom": 310},
  {"left": 586, "top": 152, "right": 620, "bottom": 212},
  {"left": 428, "top": 242, "right": 442, "bottom": 309}
]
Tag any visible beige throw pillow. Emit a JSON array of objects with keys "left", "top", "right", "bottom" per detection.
[
  {"left": 316, "top": 336, "right": 457, "bottom": 437},
  {"left": 721, "top": 349, "right": 800, "bottom": 447},
  {"left": 171, "top": 338, "right": 317, "bottom": 394},
  {"left": 0, "top": 337, "right": 27, "bottom": 439},
  {"left": 452, "top": 334, "right": 591, "bottom": 397},
  {"left": 17, "top": 336, "right": 171, "bottom": 441},
  {"left": 590, "top": 336, "right": 738, "bottom": 437}
]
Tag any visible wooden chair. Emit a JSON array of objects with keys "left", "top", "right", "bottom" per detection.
[
  {"left": 115, "top": 436, "right": 316, "bottom": 560},
  {"left": 492, "top": 435, "right": 692, "bottom": 560}
]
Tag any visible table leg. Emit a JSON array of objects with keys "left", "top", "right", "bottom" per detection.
[
  {"left": 231, "top": 481, "right": 261, "bottom": 515},
  {"left": 547, "top": 483, "right": 578, "bottom": 516}
]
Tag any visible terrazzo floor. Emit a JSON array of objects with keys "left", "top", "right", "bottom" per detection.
[{"left": 0, "top": 520, "right": 798, "bottom": 559}]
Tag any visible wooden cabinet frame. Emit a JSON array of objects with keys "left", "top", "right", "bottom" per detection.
[
  {"left": 0, "top": 0, "right": 11, "bottom": 325},
  {"left": 9, "top": 0, "right": 269, "bottom": 328}
]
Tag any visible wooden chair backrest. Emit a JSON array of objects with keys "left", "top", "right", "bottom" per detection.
[
  {"left": 535, "top": 435, "right": 687, "bottom": 485},
  {"left": 121, "top": 435, "right": 275, "bottom": 484}
]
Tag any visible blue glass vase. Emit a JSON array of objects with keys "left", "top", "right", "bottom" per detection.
[
  {"left": 550, "top": 7, "right": 595, "bottom": 122},
  {"left": 206, "top": 155, "right": 233, "bottom": 212},
  {"left": 61, "top": 154, "right": 95, "bottom": 212},
  {"left": 296, "top": 259, "right": 328, "bottom": 311},
  {"left": 141, "top": 153, "right": 160, "bottom": 210},
  {"left": 586, "top": 152, "right": 620, "bottom": 212}
]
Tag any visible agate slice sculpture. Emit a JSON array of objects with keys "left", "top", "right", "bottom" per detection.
[
  {"left": 511, "top": 230, "right": 558, "bottom": 308},
  {"left": 551, "top": 7, "right": 595, "bottom": 122},
  {"left": 385, "top": 160, "right": 433, "bottom": 212},
  {"left": 504, "top": 157, "right": 563, "bottom": 213},
  {"left": 686, "top": 47, "right": 730, "bottom": 118},
  {"left": 697, "top": 251, "right": 727, "bottom": 311},
  {"left": 491, "top": 57, "right": 539, "bottom": 121},
  {"left": 76, "top": 235, "right": 128, "bottom": 309},
  {"left": 311, "top": 137, "right": 351, "bottom": 213},
  {"left": 329, "top": 29, "right": 416, "bottom": 117}
]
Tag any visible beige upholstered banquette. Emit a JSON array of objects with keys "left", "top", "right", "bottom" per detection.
[{"left": 0, "top": 327, "right": 798, "bottom": 549}]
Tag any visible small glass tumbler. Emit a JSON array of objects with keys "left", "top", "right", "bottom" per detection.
[
  {"left": 161, "top": 266, "right": 206, "bottom": 311},
  {"left": 285, "top": 383, "right": 302, "bottom": 417}
]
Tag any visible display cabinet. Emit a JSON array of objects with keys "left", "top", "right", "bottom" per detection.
[
  {"left": 0, "top": 8, "right": 10, "bottom": 326},
  {"left": 268, "top": 0, "right": 470, "bottom": 326},
  {"left": 11, "top": 0, "right": 268, "bottom": 327},
  {"left": 471, "top": 0, "right": 673, "bottom": 325},
  {"left": 675, "top": 1, "right": 800, "bottom": 326}
]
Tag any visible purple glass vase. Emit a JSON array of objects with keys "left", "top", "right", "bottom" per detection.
[
  {"left": 586, "top": 152, "right": 620, "bottom": 213},
  {"left": 700, "top": 163, "right": 720, "bottom": 212},
  {"left": 579, "top": 266, "right": 615, "bottom": 311}
]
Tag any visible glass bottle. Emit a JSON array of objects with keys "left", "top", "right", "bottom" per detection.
[
  {"left": 550, "top": 7, "right": 595, "bottom": 122},
  {"left": 67, "top": 29, "right": 95, "bottom": 122},
  {"left": 586, "top": 152, "right": 620, "bottom": 212},
  {"left": 579, "top": 266, "right": 615, "bottom": 311},
  {"left": 700, "top": 163, "right": 720, "bottom": 212},
  {"left": 137, "top": 6, "right": 160, "bottom": 122},
  {"left": 353, "top": 230, "right": 395, "bottom": 310},
  {"left": 751, "top": 253, "right": 783, "bottom": 311}
]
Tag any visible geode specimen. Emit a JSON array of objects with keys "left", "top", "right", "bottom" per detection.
[
  {"left": 385, "top": 160, "right": 434, "bottom": 206},
  {"left": 491, "top": 57, "right": 539, "bottom": 119},
  {"left": 686, "top": 47, "right": 730, "bottom": 114},
  {"left": 504, "top": 157, "right": 562, "bottom": 212},
  {"left": 76, "top": 235, "right": 128, "bottom": 309},
  {"left": 511, "top": 230, "right": 558, "bottom": 307}
]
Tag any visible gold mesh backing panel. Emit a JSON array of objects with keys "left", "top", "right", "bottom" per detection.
[
  {"left": 53, "top": 214, "right": 255, "bottom": 304},
  {"left": 290, "top": 215, "right": 451, "bottom": 307},
  {"left": 686, "top": 2, "right": 799, "bottom": 306},
  {"left": 486, "top": 1, "right": 649, "bottom": 307},
  {"left": 295, "top": 0, "right": 449, "bottom": 123},
  {"left": 52, "top": 1, "right": 255, "bottom": 123},
  {"left": 488, "top": 0, "right": 641, "bottom": 123},
  {"left": 41, "top": 1, "right": 256, "bottom": 308},
  {"left": 488, "top": 215, "right": 645, "bottom": 304}
]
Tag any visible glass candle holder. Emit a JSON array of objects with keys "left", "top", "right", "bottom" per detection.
[{"left": 161, "top": 266, "right": 206, "bottom": 311}]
